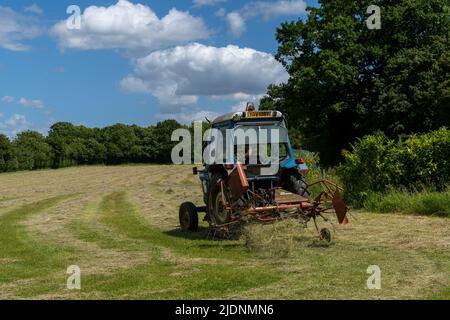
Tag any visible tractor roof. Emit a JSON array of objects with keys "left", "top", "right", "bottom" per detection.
[{"left": 212, "top": 111, "right": 284, "bottom": 125}]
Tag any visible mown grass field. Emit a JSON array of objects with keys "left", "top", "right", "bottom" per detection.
[{"left": 0, "top": 165, "right": 448, "bottom": 300}]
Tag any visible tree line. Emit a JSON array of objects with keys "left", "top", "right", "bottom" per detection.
[{"left": 0, "top": 120, "right": 187, "bottom": 173}]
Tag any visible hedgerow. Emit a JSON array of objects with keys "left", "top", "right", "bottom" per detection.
[{"left": 339, "top": 128, "right": 450, "bottom": 206}]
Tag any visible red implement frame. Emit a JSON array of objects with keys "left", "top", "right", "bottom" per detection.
[{"left": 215, "top": 177, "right": 349, "bottom": 235}]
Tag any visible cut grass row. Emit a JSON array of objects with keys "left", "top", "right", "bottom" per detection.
[
  {"left": 0, "top": 192, "right": 281, "bottom": 299},
  {"left": 0, "top": 181, "right": 448, "bottom": 299},
  {"left": 69, "top": 192, "right": 450, "bottom": 299},
  {"left": 70, "top": 192, "right": 282, "bottom": 299},
  {"left": 0, "top": 195, "right": 77, "bottom": 284}
]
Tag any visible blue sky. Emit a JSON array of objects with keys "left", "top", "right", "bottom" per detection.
[{"left": 0, "top": 0, "right": 316, "bottom": 137}]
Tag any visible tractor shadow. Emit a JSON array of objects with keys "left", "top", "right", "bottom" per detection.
[
  {"left": 164, "top": 227, "right": 333, "bottom": 252},
  {"left": 164, "top": 227, "right": 245, "bottom": 248},
  {"left": 306, "top": 238, "right": 334, "bottom": 248},
  {"left": 164, "top": 227, "right": 211, "bottom": 241}
]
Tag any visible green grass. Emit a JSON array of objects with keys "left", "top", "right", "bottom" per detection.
[
  {"left": 428, "top": 287, "right": 450, "bottom": 300},
  {"left": 66, "top": 192, "right": 281, "bottom": 299},
  {"left": 0, "top": 196, "right": 77, "bottom": 283},
  {"left": 80, "top": 261, "right": 281, "bottom": 300},
  {"left": 3, "top": 192, "right": 280, "bottom": 299},
  {"left": 363, "top": 188, "right": 450, "bottom": 217},
  {"left": 6, "top": 192, "right": 449, "bottom": 299},
  {"left": 0, "top": 166, "right": 448, "bottom": 299},
  {"left": 71, "top": 192, "right": 249, "bottom": 260}
]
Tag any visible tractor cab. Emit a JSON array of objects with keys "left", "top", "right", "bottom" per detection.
[{"left": 205, "top": 109, "right": 307, "bottom": 173}]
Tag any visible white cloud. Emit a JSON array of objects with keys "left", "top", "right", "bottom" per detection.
[
  {"left": 18, "top": 98, "right": 45, "bottom": 109},
  {"left": 51, "top": 0, "right": 210, "bottom": 52},
  {"left": 226, "top": 12, "right": 246, "bottom": 37},
  {"left": 2, "top": 96, "right": 46, "bottom": 109},
  {"left": 158, "top": 99, "right": 266, "bottom": 124},
  {"left": 231, "top": 101, "right": 250, "bottom": 112},
  {"left": 0, "top": 6, "right": 43, "bottom": 51},
  {"left": 120, "top": 76, "right": 198, "bottom": 109},
  {"left": 156, "top": 108, "right": 220, "bottom": 124},
  {"left": 225, "top": 0, "right": 307, "bottom": 37},
  {"left": 120, "top": 43, "right": 288, "bottom": 111},
  {"left": 193, "top": 0, "right": 227, "bottom": 7},
  {"left": 0, "top": 114, "right": 31, "bottom": 137},
  {"left": 5, "top": 114, "right": 27, "bottom": 127},
  {"left": 1, "top": 96, "right": 15, "bottom": 103},
  {"left": 212, "top": 92, "right": 265, "bottom": 102},
  {"left": 215, "top": 8, "right": 227, "bottom": 17},
  {"left": 25, "top": 4, "right": 44, "bottom": 15}
]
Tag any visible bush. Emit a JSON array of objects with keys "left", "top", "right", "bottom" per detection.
[{"left": 339, "top": 128, "right": 450, "bottom": 206}]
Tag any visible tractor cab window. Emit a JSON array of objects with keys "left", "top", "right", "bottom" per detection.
[{"left": 230, "top": 125, "right": 290, "bottom": 165}]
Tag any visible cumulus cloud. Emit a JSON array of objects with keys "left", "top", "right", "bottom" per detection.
[
  {"left": 212, "top": 92, "right": 265, "bottom": 103},
  {"left": 231, "top": 101, "right": 252, "bottom": 112},
  {"left": 0, "top": 6, "right": 43, "bottom": 51},
  {"left": 156, "top": 108, "right": 220, "bottom": 124},
  {"left": 0, "top": 114, "right": 31, "bottom": 137},
  {"left": 163, "top": 99, "right": 262, "bottom": 124},
  {"left": 51, "top": 0, "right": 210, "bottom": 52},
  {"left": 1, "top": 96, "right": 15, "bottom": 103},
  {"left": 25, "top": 4, "right": 44, "bottom": 15},
  {"left": 193, "top": 0, "right": 227, "bottom": 7},
  {"left": 18, "top": 98, "right": 45, "bottom": 109},
  {"left": 226, "top": 12, "right": 246, "bottom": 37},
  {"left": 120, "top": 43, "right": 288, "bottom": 111},
  {"left": 225, "top": 0, "right": 307, "bottom": 37},
  {"left": 215, "top": 8, "right": 227, "bottom": 17},
  {"left": 2, "top": 96, "right": 45, "bottom": 109}
]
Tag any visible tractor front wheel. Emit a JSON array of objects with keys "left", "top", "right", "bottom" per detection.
[{"left": 179, "top": 202, "right": 199, "bottom": 232}]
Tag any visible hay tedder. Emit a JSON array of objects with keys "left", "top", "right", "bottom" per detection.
[{"left": 179, "top": 107, "right": 349, "bottom": 241}]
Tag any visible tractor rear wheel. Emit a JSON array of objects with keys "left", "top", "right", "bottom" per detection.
[
  {"left": 179, "top": 202, "right": 199, "bottom": 232},
  {"left": 207, "top": 174, "right": 231, "bottom": 227},
  {"left": 283, "top": 171, "right": 310, "bottom": 198}
]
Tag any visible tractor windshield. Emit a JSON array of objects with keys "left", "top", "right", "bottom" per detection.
[{"left": 230, "top": 124, "right": 290, "bottom": 165}]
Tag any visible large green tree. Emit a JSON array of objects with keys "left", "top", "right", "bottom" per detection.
[
  {"left": 101, "top": 124, "right": 142, "bottom": 164},
  {"left": 0, "top": 134, "right": 17, "bottom": 172},
  {"left": 142, "top": 120, "right": 185, "bottom": 163},
  {"left": 261, "top": 0, "right": 449, "bottom": 166},
  {"left": 47, "top": 122, "right": 79, "bottom": 167},
  {"left": 14, "top": 131, "right": 53, "bottom": 170},
  {"left": 47, "top": 123, "right": 108, "bottom": 166}
]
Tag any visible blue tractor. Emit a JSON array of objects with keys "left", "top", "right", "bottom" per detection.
[{"left": 179, "top": 107, "right": 348, "bottom": 241}]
